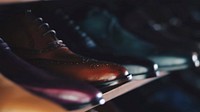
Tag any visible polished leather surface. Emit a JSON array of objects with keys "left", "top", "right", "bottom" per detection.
[
  {"left": 0, "top": 11, "right": 130, "bottom": 87},
  {"left": 36, "top": 9, "right": 157, "bottom": 78},
  {"left": 39, "top": 8, "right": 196, "bottom": 73},
  {"left": 41, "top": 9, "right": 106, "bottom": 57},
  {"left": 76, "top": 8, "right": 196, "bottom": 72},
  {"left": 0, "top": 73, "right": 67, "bottom": 112},
  {"left": 0, "top": 38, "right": 104, "bottom": 110}
]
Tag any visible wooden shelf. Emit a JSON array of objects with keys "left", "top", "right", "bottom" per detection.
[{"left": 71, "top": 74, "right": 167, "bottom": 112}]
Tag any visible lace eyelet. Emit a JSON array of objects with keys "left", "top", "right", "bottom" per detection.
[
  {"left": 39, "top": 23, "right": 50, "bottom": 29},
  {"left": 68, "top": 20, "right": 74, "bottom": 25},
  {"left": 43, "top": 30, "right": 56, "bottom": 37},
  {"left": 35, "top": 17, "right": 43, "bottom": 22},
  {"left": 63, "top": 15, "right": 70, "bottom": 20},
  {"left": 74, "top": 26, "right": 80, "bottom": 30}
]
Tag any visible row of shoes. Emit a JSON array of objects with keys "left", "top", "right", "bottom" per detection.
[
  {"left": 35, "top": 6, "right": 199, "bottom": 72},
  {"left": 0, "top": 1, "right": 200, "bottom": 111}
]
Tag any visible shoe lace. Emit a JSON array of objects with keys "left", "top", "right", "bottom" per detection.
[
  {"left": 55, "top": 9, "right": 97, "bottom": 48},
  {"left": 35, "top": 17, "right": 66, "bottom": 49}
]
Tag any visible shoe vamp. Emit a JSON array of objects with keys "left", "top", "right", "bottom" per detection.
[{"left": 29, "top": 58, "right": 126, "bottom": 82}]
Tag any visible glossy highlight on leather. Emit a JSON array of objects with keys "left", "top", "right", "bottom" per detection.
[
  {"left": 0, "top": 38, "right": 104, "bottom": 110},
  {"left": 0, "top": 10, "right": 131, "bottom": 88},
  {"left": 36, "top": 8, "right": 158, "bottom": 79}
]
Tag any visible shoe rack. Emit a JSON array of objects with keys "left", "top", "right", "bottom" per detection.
[
  {"left": 0, "top": 0, "right": 172, "bottom": 112},
  {"left": 72, "top": 74, "right": 167, "bottom": 112}
]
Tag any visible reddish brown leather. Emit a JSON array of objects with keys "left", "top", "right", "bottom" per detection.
[
  {"left": 31, "top": 47, "right": 127, "bottom": 82},
  {"left": 0, "top": 13, "right": 128, "bottom": 83},
  {"left": 0, "top": 0, "right": 38, "bottom": 4},
  {"left": 0, "top": 73, "right": 67, "bottom": 112}
]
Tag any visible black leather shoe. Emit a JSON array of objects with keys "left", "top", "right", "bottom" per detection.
[
  {"left": 0, "top": 38, "right": 105, "bottom": 110},
  {"left": 122, "top": 4, "right": 200, "bottom": 53},
  {"left": 121, "top": 5, "right": 200, "bottom": 72},
  {"left": 82, "top": 8, "right": 198, "bottom": 72}
]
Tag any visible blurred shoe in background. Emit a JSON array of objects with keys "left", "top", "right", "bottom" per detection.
[
  {"left": 122, "top": 2, "right": 200, "bottom": 54},
  {"left": 51, "top": 7, "right": 197, "bottom": 72}
]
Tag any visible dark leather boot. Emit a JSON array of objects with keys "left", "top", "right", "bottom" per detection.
[
  {"left": 0, "top": 10, "right": 131, "bottom": 88},
  {"left": 0, "top": 38, "right": 104, "bottom": 110}
]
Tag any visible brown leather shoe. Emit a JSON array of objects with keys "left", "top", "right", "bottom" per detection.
[
  {"left": 0, "top": 10, "right": 131, "bottom": 87},
  {"left": 0, "top": 73, "right": 67, "bottom": 112}
]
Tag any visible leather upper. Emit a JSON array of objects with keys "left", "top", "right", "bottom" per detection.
[
  {"left": 0, "top": 37, "right": 104, "bottom": 109},
  {"left": 0, "top": 11, "right": 129, "bottom": 83}
]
